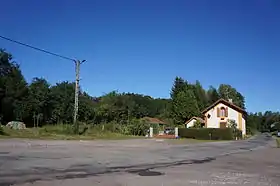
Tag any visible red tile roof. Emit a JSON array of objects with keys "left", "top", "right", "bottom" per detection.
[{"left": 142, "top": 117, "right": 166, "bottom": 124}]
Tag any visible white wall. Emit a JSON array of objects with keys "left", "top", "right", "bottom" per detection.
[
  {"left": 228, "top": 105, "right": 239, "bottom": 127},
  {"left": 242, "top": 117, "right": 246, "bottom": 135},
  {"left": 205, "top": 103, "right": 222, "bottom": 128},
  {"left": 186, "top": 119, "right": 196, "bottom": 128}
]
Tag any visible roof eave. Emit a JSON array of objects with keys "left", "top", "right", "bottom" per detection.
[{"left": 202, "top": 99, "right": 246, "bottom": 114}]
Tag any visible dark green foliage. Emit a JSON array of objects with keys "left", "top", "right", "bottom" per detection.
[
  {"left": 206, "top": 86, "right": 220, "bottom": 106},
  {"left": 47, "top": 81, "right": 75, "bottom": 124},
  {"left": 178, "top": 128, "right": 242, "bottom": 140},
  {"left": 172, "top": 90, "right": 200, "bottom": 124},
  {"left": 91, "top": 119, "right": 150, "bottom": 136},
  {"left": 0, "top": 50, "right": 29, "bottom": 123},
  {"left": 191, "top": 121, "right": 203, "bottom": 128},
  {"left": 218, "top": 84, "right": 245, "bottom": 109},
  {"left": 128, "top": 119, "right": 150, "bottom": 136},
  {"left": 92, "top": 91, "right": 169, "bottom": 125},
  {"left": 272, "top": 122, "right": 280, "bottom": 131},
  {"left": 192, "top": 81, "right": 208, "bottom": 112},
  {"left": 150, "top": 123, "right": 160, "bottom": 135},
  {"left": 0, "top": 49, "right": 278, "bottom": 137},
  {"left": 246, "top": 111, "right": 280, "bottom": 134},
  {"left": 27, "top": 78, "right": 51, "bottom": 126},
  {"left": 0, "top": 48, "right": 170, "bottom": 133},
  {"left": 170, "top": 77, "right": 187, "bottom": 99},
  {"left": 0, "top": 125, "right": 4, "bottom": 135},
  {"left": 170, "top": 77, "right": 200, "bottom": 125}
]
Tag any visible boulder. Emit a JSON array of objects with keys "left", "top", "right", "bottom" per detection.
[{"left": 6, "top": 121, "right": 26, "bottom": 130}]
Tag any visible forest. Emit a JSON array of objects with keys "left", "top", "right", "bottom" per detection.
[{"left": 0, "top": 49, "right": 279, "bottom": 135}]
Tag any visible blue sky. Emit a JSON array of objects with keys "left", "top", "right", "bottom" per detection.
[{"left": 1, "top": 0, "right": 279, "bottom": 112}]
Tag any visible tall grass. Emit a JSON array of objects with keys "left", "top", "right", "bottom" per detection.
[
  {"left": 41, "top": 124, "right": 75, "bottom": 135},
  {"left": 90, "top": 120, "right": 150, "bottom": 136},
  {"left": 0, "top": 123, "right": 143, "bottom": 140}
]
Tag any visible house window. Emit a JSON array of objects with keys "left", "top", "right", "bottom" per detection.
[
  {"left": 220, "top": 107, "right": 226, "bottom": 117},
  {"left": 217, "top": 107, "right": 228, "bottom": 117}
]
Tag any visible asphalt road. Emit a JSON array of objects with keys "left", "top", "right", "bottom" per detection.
[{"left": 0, "top": 134, "right": 278, "bottom": 186}]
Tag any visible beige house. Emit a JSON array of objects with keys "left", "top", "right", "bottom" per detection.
[{"left": 186, "top": 99, "right": 247, "bottom": 136}]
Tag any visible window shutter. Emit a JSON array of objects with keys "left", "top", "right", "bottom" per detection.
[
  {"left": 217, "top": 107, "right": 220, "bottom": 117},
  {"left": 225, "top": 107, "right": 228, "bottom": 117}
]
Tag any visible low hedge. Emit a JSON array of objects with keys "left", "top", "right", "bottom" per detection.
[{"left": 178, "top": 128, "right": 242, "bottom": 140}]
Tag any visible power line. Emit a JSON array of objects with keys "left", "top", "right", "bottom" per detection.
[
  {"left": 0, "top": 34, "right": 86, "bottom": 134},
  {"left": 0, "top": 35, "right": 75, "bottom": 61}
]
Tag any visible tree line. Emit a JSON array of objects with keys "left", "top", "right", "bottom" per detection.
[
  {"left": 169, "top": 77, "right": 245, "bottom": 125},
  {"left": 0, "top": 49, "right": 170, "bottom": 127},
  {"left": 0, "top": 49, "right": 278, "bottom": 133}
]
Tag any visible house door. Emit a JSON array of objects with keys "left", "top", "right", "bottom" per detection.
[{"left": 220, "top": 122, "right": 227, "bottom": 129}]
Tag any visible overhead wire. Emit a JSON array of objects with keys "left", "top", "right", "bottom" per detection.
[{"left": 0, "top": 35, "right": 75, "bottom": 61}]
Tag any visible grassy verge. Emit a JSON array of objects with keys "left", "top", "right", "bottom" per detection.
[{"left": 0, "top": 125, "right": 143, "bottom": 140}]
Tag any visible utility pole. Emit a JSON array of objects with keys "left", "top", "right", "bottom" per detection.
[
  {"left": 0, "top": 35, "right": 87, "bottom": 133},
  {"left": 73, "top": 60, "right": 85, "bottom": 134}
]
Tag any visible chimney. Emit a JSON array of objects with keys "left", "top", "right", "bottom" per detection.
[{"left": 228, "top": 99, "right": 233, "bottom": 103}]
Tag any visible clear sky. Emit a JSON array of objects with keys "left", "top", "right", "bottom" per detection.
[{"left": 1, "top": 0, "right": 279, "bottom": 112}]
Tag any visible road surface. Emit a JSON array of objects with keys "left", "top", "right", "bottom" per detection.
[{"left": 0, "top": 134, "right": 279, "bottom": 186}]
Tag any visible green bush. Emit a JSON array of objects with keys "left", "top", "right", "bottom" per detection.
[
  {"left": 178, "top": 128, "right": 242, "bottom": 140},
  {"left": 150, "top": 123, "right": 159, "bottom": 135},
  {"left": 128, "top": 119, "right": 150, "bottom": 136},
  {"left": 90, "top": 119, "right": 150, "bottom": 136},
  {"left": 191, "top": 121, "right": 203, "bottom": 128}
]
